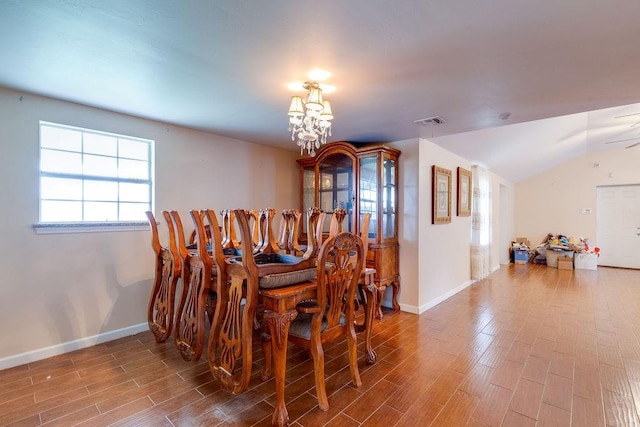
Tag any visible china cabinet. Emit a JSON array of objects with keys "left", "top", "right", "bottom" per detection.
[{"left": 297, "top": 141, "right": 401, "bottom": 316}]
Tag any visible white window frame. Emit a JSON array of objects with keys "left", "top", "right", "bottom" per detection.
[{"left": 34, "top": 121, "right": 154, "bottom": 234}]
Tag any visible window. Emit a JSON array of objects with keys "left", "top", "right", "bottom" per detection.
[{"left": 39, "top": 122, "right": 154, "bottom": 226}]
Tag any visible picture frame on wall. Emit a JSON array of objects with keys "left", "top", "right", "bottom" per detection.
[
  {"left": 457, "top": 167, "right": 472, "bottom": 216},
  {"left": 432, "top": 165, "right": 451, "bottom": 224}
]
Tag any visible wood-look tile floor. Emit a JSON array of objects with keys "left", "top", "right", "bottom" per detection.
[{"left": 3, "top": 264, "right": 640, "bottom": 426}]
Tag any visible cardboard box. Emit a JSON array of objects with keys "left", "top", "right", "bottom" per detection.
[
  {"left": 575, "top": 253, "right": 598, "bottom": 270},
  {"left": 557, "top": 256, "right": 573, "bottom": 270},
  {"left": 546, "top": 249, "right": 574, "bottom": 268},
  {"left": 514, "top": 249, "right": 529, "bottom": 264}
]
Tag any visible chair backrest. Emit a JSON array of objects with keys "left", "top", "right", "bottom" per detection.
[
  {"left": 170, "top": 209, "right": 209, "bottom": 362},
  {"left": 316, "top": 232, "right": 364, "bottom": 336},
  {"left": 145, "top": 210, "right": 179, "bottom": 342},
  {"left": 302, "top": 207, "right": 324, "bottom": 260},
  {"left": 167, "top": 211, "right": 189, "bottom": 265}
]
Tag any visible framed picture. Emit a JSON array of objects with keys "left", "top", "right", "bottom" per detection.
[
  {"left": 457, "top": 167, "right": 472, "bottom": 216},
  {"left": 432, "top": 165, "right": 451, "bottom": 224}
]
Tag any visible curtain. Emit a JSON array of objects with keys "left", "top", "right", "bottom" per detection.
[{"left": 470, "top": 165, "right": 492, "bottom": 280}]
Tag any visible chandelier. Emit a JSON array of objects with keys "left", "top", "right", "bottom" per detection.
[{"left": 287, "top": 81, "right": 334, "bottom": 157}]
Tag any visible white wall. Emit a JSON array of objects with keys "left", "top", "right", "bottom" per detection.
[
  {"left": 515, "top": 148, "right": 640, "bottom": 244},
  {"left": 386, "top": 138, "right": 514, "bottom": 314},
  {"left": 0, "top": 87, "right": 299, "bottom": 368},
  {"left": 390, "top": 139, "right": 419, "bottom": 310}
]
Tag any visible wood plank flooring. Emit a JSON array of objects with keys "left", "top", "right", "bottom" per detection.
[{"left": 2, "top": 264, "right": 640, "bottom": 426}]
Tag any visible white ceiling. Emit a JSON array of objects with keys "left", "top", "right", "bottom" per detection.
[{"left": 1, "top": 0, "right": 640, "bottom": 182}]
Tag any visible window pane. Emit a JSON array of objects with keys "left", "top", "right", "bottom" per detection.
[
  {"left": 41, "top": 200, "right": 82, "bottom": 222},
  {"left": 119, "top": 139, "right": 149, "bottom": 160},
  {"left": 41, "top": 149, "right": 83, "bottom": 174},
  {"left": 119, "top": 158, "right": 148, "bottom": 180},
  {"left": 84, "top": 133, "right": 117, "bottom": 156},
  {"left": 84, "top": 154, "right": 118, "bottom": 177},
  {"left": 39, "top": 122, "right": 154, "bottom": 224},
  {"left": 120, "top": 182, "right": 149, "bottom": 202},
  {"left": 41, "top": 125, "right": 81, "bottom": 151},
  {"left": 40, "top": 177, "right": 82, "bottom": 200},
  {"left": 119, "top": 202, "right": 148, "bottom": 221},
  {"left": 84, "top": 202, "right": 118, "bottom": 221},
  {"left": 84, "top": 180, "right": 118, "bottom": 201}
]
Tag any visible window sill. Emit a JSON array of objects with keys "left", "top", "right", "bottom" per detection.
[{"left": 34, "top": 222, "right": 149, "bottom": 234}]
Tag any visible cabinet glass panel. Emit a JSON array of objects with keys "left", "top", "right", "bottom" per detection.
[
  {"left": 302, "top": 167, "right": 315, "bottom": 233},
  {"left": 319, "top": 153, "right": 353, "bottom": 232},
  {"left": 359, "top": 155, "right": 377, "bottom": 239},
  {"left": 382, "top": 156, "right": 396, "bottom": 239}
]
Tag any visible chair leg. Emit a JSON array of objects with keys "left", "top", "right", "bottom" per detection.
[
  {"left": 347, "top": 326, "right": 362, "bottom": 388},
  {"left": 205, "top": 292, "right": 216, "bottom": 326},
  {"left": 310, "top": 339, "right": 328, "bottom": 411}
]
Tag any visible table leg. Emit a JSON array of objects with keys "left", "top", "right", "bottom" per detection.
[{"left": 263, "top": 309, "right": 297, "bottom": 427}]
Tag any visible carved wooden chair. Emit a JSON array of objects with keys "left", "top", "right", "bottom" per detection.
[
  {"left": 207, "top": 207, "right": 324, "bottom": 394},
  {"left": 170, "top": 210, "right": 216, "bottom": 361},
  {"left": 145, "top": 211, "right": 179, "bottom": 343},
  {"left": 280, "top": 231, "right": 365, "bottom": 410}
]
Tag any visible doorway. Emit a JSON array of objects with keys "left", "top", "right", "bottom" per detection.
[{"left": 596, "top": 184, "right": 640, "bottom": 269}]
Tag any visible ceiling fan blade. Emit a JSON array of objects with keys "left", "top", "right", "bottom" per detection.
[
  {"left": 614, "top": 112, "right": 640, "bottom": 119},
  {"left": 625, "top": 141, "right": 640, "bottom": 149},
  {"left": 604, "top": 137, "right": 640, "bottom": 144}
]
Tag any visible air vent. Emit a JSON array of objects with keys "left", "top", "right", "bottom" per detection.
[{"left": 414, "top": 116, "right": 447, "bottom": 126}]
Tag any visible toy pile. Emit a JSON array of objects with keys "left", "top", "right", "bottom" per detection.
[{"left": 531, "top": 233, "right": 600, "bottom": 264}]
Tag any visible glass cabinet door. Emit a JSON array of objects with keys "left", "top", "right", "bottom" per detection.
[
  {"left": 302, "top": 167, "right": 315, "bottom": 234},
  {"left": 359, "top": 155, "right": 378, "bottom": 239},
  {"left": 319, "top": 153, "right": 354, "bottom": 233},
  {"left": 382, "top": 155, "right": 396, "bottom": 239}
]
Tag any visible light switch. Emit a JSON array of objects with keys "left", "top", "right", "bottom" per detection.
[{"left": 581, "top": 208, "right": 592, "bottom": 215}]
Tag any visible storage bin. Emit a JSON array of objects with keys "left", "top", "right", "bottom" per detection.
[
  {"left": 514, "top": 249, "right": 529, "bottom": 264},
  {"left": 575, "top": 253, "right": 598, "bottom": 270},
  {"left": 546, "top": 249, "right": 574, "bottom": 268}
]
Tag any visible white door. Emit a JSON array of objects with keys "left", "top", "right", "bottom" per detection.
[{"left": 597, "top": 185, "right": 640, "bottom": 269}]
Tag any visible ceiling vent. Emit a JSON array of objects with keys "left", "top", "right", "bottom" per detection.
[{"left": 414, "top": 116, "right": 447, "bottom": 126}]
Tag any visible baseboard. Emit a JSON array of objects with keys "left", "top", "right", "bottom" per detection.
[
  {"left": 398, "top": 303, "right": 420, "bottom": 314},
  {"left": 0, "top": 323, "right": 149, "bottom": 370},
  {"left": 417, "top": 279, "right": 476, "bottom": 314}
]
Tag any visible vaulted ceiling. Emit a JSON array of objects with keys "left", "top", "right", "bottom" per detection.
[{"left": 1, "top": 0, "right": 639, "bottom": 182}]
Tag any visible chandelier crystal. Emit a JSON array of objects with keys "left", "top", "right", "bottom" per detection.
[{"left": 288, "top": 81, "right": 334, "bottom": 156}]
